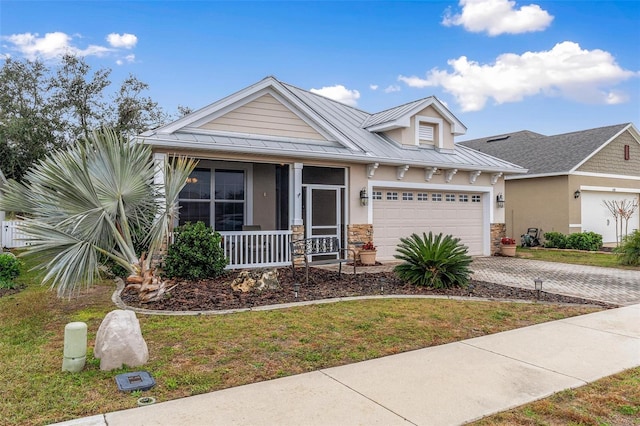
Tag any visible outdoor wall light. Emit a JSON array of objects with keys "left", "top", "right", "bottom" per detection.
[
  {"left": 534, "top": 277, "right": 543, "bottom": 300},
  {"left": 496, "top": 193, "right": 505, "bottom": 208},
  {"left": 360, "top": 188, "right": 369, "bottom": 206},
  {"left": 574, "top": 190, "right": 581, "bottom": 199}
]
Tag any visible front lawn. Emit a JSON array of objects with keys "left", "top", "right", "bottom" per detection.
[
  {"left": 0, "top": 260, "right": 601, "bottom": 425},
  {"left": 517, "top": 246, "right": 640, "bottom": 270}
]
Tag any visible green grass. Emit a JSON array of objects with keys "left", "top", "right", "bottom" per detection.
[
  {"left": 0, "top": 258, "right": 604, "bottom": 425},
  {"left": 517, "top": 247, "right": 640, "bottom": 270},
  {"left": 472, "top": 367, "right": 640, "bottom": 425}
]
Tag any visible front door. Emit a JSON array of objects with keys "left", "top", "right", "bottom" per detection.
[{"left": 306, "top": 186, "right": 341, "bottom": 239}]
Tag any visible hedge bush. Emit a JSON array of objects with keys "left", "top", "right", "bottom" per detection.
[
  {"left": 544, "top": 231, "right": 602, "bottom": 251},
  {"left": 0, "top": 252, "right": 22, "bottom": 289},
  {"left": 543, "top": 232, "right": 567, "bottom": 249},
  {"left": 163, "top": 221, "right": 228, "bottom": 280}
]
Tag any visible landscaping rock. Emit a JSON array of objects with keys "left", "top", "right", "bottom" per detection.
[
  {"left": 94, "top": 310, "right": 149, "bottom": 371},
  {"left": 231, "top": 269, "right": 280, "bottom": 293}
]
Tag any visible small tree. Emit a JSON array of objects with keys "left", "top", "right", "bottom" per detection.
[{"left": 603, "top": 199, "right": 639, "bottom": 245}]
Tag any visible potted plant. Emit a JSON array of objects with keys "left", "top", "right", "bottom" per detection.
[
  {"left": 359, "top": 241, "right": 377, "bottom": 265},
  {"left": 500, "top": 237, "right": 517, "bottom": 257}
]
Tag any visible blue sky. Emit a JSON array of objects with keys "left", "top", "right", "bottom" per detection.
[{"left": 2, "top": 0, "right": 639, "bottom": 140}]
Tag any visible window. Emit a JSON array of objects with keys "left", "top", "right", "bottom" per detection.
[
  {"left": 372, "top": 191, "right": 382, "bottom": 200},
  {"left": 214, "top": 170, "right": 245, "bottom": 231},
  {"left": 431, "top": 193, "right": 442, "bottom": 202},
  {"left": 179, "top": 168, "right": 248, "bottom": 230},
  {"left": 402, "top": 192, "right": 414, "bottom": 201},
  {"left": 417, "top": 192, "right": 429, "bottom": 201},
  {"left": 446, "top": 194, "right": 456, "bottom": 202},
  {"left": 178, "top": 168, "right": 211, "bottom": 226},
  {"left": 459, "top": 194, "right": 469, "bottom": 202},
  {"left": 386, "top": 192, "right": 398, "bottom": 201},
  {"left": 472, "top": 195, "right": 481, "bottom": 203}
]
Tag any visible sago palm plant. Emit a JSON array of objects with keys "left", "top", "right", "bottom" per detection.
[
  {"left": 0, "top": 128, "right": 197, "bottom": 302},
  {"left": 394, "top": 232, "right": 472, "bottom": 288}
]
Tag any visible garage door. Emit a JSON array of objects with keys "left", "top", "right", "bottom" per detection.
[
  {"left": 582, "top": 191, "right": 639, "bottom": 243},
  {"left": 372, "top": 189, "right": 484, "bottom": 259}
]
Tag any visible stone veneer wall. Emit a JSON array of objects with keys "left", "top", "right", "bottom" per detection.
[
  {"left": 491, "top": 223, "right": 506, "bottom": 256},
  {"left": 347, "top": 224, "right": 374, "bottom": 260},
  {"left": 291, "top": 224, "right": 305, "bottom": 265}
]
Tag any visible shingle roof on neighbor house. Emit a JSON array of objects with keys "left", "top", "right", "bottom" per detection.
[
  {"left": 140, "top": 76, "right": 526, "bottom": 174},
  {"left": 458, "top": 123, "right": 634, "bottom": 177}
]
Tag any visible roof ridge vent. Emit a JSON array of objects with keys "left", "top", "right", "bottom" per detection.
[{"left": 487, "top": 135, "right": 510, "bottom": 143}]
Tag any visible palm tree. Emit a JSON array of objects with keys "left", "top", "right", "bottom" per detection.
[{"left": 0, "top": 128, "right": 197, "bottom": 302}]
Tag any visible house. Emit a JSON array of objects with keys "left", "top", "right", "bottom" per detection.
[
  {"left": 459, "top": 123, "right": 640, "bottom": 244},
  {"left": 137, "top": 76, "right": 526, "bottom": 268}
]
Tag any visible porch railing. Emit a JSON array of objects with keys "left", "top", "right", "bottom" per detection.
[
  {"left": 2, "top": 220, "right": 30, "bottom": 249},
  {"left": 219, "top": 230, "right": 293, "bottom": 269}
]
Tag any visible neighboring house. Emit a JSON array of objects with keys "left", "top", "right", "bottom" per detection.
[
  {"left": 459, "top": 123, "right": 640, "bottom": 244},
  {"left": 137, "top": 76, "right": 526, "bottom": 268}
]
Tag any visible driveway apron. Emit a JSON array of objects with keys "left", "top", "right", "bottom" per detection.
[{"left": 471, "top": 257, "right": 640, "bottom": 306}]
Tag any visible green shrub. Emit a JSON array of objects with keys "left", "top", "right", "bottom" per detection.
[
  {"left": 566, "top": 231, "right": 602, "bottom": 251},
  {"left": 163, "top": 221, "right": 228, "bottom": 280},
  {"left": 615, "top": 230, "right": 640, "bottom": 266},
  {"left": 544, "top": 231, "right": 602, "bottom": 251},
  {"left": 0, "top": 252, "right": 23, "bottom": 289},
  {"left": 544, "top": 231, "right": 567, "bottom": 249},
  {"left": 393, "top": 232, "right": 472, "bottom": 289}
]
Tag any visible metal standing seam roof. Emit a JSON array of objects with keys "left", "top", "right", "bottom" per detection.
[
  {"left": 458, "top": 123, "right": 632, "bottom": 175},
  {"left": 140, "top": 77, "right": 527, "bottom": 174}
]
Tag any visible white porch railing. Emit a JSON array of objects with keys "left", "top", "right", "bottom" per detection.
[
  {"left": 219, "top": 230, "right": 293, "bottom": 269},
  {"left": 2, "top": 220, "right": 30, "bottom": 249}
]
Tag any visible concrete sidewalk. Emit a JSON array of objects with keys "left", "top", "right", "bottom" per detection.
[{"left": 53, "top": 304, "right": 640, "bottom": 426}]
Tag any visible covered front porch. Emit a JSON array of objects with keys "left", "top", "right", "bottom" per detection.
[{"left": 172, "top": 157, "right": 351, "bottom": 269}]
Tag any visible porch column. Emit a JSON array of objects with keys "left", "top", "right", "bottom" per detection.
[{"left": 292, "top": 162, "right": 303, "bottom": 226}]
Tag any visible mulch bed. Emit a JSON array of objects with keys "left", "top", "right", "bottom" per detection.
[{"left": 120, "top": 267, "right": 616, "bottom": 311}]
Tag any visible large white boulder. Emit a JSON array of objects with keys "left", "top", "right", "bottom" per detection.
[{"left": 94, "top": 310, "right": 149, "bottom": 371}]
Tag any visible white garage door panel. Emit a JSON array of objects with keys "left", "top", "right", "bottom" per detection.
[
  {"left": 582, "top": 191, "right": 639, "bottom": 243},
  {"left": 373, "top": 189, "right": 484, "bottom": 259}
]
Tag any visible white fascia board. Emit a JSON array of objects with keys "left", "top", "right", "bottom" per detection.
[
  {"left": 569, "top": 123, "right": 634, "bottom": 173},
  {"left": 365, "top": 117, "right": 411, "bottom": 132},
  {"left": 506, "top": 172, "right": 567, "bottom": 180},
  {"left": 572, "top": 171, "right": 640, "bottom": 181}
]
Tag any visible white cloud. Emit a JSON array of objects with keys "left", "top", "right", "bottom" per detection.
[
  {"left": 116, "top": 54, "right": 136, "bottom": 65},
  {"left": 2, "top": 32, "right": 111, "bottom": 60},
  {"left": 107, "top": 33, "right": 137, "bottom": 49},
  {"left": 310, "top": 84, "right": 361, "bottom": 107},
  {"left": 2, "top": 31, "right": 138, "bottom": 62},
  {"left": 384, "top": 85, "right": 401, "bottom": 93},
  {"left": 398, "top": 42, "right": 638, "bottom": 111},
  {"left": 369, "top": 84, "right": 379, "bottom": 90},
  {"left": 442, "top": 0, "right": 553, "bottom": 36}
]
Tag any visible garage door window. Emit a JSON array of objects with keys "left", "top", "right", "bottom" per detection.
[
  {"left": 402, "top": 192, "right": 414, "bottom": 201},
  {"left": 372, "top": 191, "right": 382, "bottom": 200},
  {"left": 446, "top": 194, "right": 456, "bottom": 202},
  {"left": 417, "top": 192, "right": 428, "bottom": 201},
  {"left": 386, "top": 192, "right": 398, "bottom": 200},
  {"left": 432, "top": 193, "right": 442, "bottom": 202},
  {"left": 472, "top": 195, "right": 481, "bottom": 203},
  {"left": 459, "top": 194, "right": 469, "bottom": 202}
]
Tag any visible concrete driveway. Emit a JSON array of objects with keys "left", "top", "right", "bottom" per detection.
[{"left": 471, "top": 257, "right": 640, "bottom": 306}]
